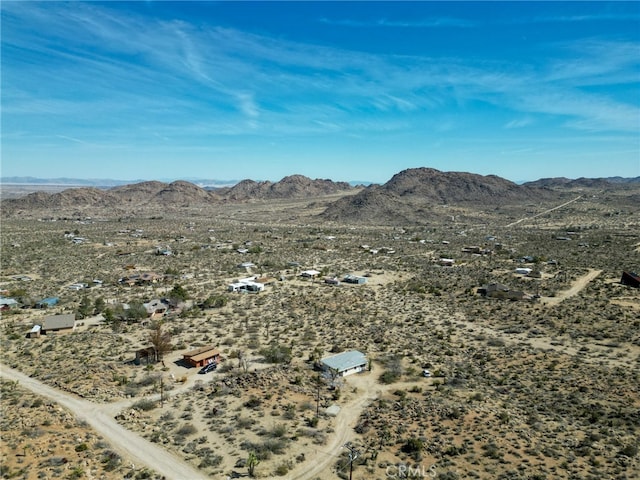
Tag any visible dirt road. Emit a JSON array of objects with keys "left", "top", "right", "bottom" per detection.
[
  {"left": 505, "top": 195, "right": 583, "bottom": 228},
  {"left": 541, "top": 268, "right": 602, "bottom": 306},
  {"left": 0, "top": 364, "right": 207, "bottom": 480},
  {"left": 288, "top": 370, "right": 391, "bottom": 480}
]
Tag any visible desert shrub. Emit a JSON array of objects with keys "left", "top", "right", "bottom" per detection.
[
  {"left": 260, "top": 343, "right": 292, "bottom": 364},
  {"left": 619, "top": 444, "right": 638, "bottom": 458},
  {"left": 68, "top": 466, "right": 84, "bottom": 479},
  {"left": 282, "top": 404, "right": 296, "bottom": 420},
  {"left": 270, "top": 423, "right": 288, "bottom": 438},
  {"left": 274, "top": 460, "right": 292, "bottom": 476},
  {"left": 74, "top": 442, "right": 89, "bottom": 452},
  {"left": 198, "top": 453, "right": 223, "bottom": 468},
  {"left": 136, "top": 374, "right": 160, "bottom": 387},
  {"left": 401, "top": 437, "right": 424, "bottom": 453},
  {"left": 244, "top": 396, "right": 262, "bottom": 409},
  {"left": 202, "top": 295, "right": 228, "bottom": 309},
  {"left": 379, "top": 370, "right": 401, "bottom": 384},
  {"left": 236, "top": 416, "right": 255, "bottom": 429},
  {"left": 132, "top": 399, "right": 157, "bottom": 411},
  {"left": 102, "top": 451, "right": 122, "bottom": 471},
  {"left": 176, "top": 423, "right": 197, "bottom": 436},
  {"left": 241, "top": 439, "right": 288, "bottom": 460},
  {"left": 135, "top": 468, "right": 155, "bottom": 479}
]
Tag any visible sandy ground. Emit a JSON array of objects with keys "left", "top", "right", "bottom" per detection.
[{"left": 0, "top": 364, "right": 207, "bottom": 480}]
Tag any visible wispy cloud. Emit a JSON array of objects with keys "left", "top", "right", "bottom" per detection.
[
  {"left": 318, "top": 16, "right": 475, "bottom": 28},
  {"left": 2, "top": 0, "right": 638, "bottom": 151},
  {"left": 504, "top": 118, "right": 534, "bottom": 129},
  {"left": 530, "top": 13, "right": 640, "bottom": 24}
]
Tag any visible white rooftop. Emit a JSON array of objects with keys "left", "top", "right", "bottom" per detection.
[{"left": 321, "top": 350, "right": 367, "bottom": 373}]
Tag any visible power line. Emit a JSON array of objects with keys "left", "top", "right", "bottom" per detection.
[{"left": 342, "top": 442, "right": 360, "bottom": 480}]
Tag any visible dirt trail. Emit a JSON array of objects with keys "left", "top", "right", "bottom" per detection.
[
  {"left": 0, "top": 364, "right": 207, "bottom": 480},
  {"left": 541, "top": 268, "right": 602, "bottom": 306},
  {"left": 288, "top": 370, "right": 401, "bottom": 480},
  {"left": 505, "top": 195, "right": 583, "bottom": 228},
  {"left": 288, "top": 373, "right": 442, "bottom": 480}
]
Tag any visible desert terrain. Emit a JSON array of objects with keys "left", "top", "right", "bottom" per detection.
[{"left": 1, "top": 170, "right": 639, "bottom": 479}]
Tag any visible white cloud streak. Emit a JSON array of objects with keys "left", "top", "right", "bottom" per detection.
[{"left": 2, "top": 0, "right": 639, "bottom": 150}]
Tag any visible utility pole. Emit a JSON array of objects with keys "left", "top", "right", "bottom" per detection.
[
  {"left": 315, "top": 375, "right": 323, "bottom": 418},
  {"left": 160, "top": 377, "right": 164, "bottom": 408},
  {"left": 343, "top": 442, "right": 359, "bottom": 480}
]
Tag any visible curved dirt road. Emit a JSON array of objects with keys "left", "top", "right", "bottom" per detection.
[{"left": 0, "top": 364, "right": 206, "bottom": 480}]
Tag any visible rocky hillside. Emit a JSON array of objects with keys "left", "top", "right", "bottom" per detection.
[
  {"left": 320, "top": 167, "right": 559, "bottom": 224},
  {"left": 4, "top": 187, "right": 121, "bottom": 209},
  {"left": 225, "top": 174, "right": 352, "bottom": 201},
  {"left": 524, "top": 176, "right": 640, "bottom": 188},
  {"left": 1, "top": 175, "right": 353, "bottom": 217}
]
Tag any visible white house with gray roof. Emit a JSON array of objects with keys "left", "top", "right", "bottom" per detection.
[{"left": 320, "top": 350, "right": 368, "bottom": 377}]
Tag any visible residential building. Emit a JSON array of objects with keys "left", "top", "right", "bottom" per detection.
[
  {"left": 42, "top": 314, "right": 76, "bottom": 334},
  {"left": 320, "top": 350, "right": 368, "bottom": 377},
  {"left": 182, "top": 345, "right": 222, "bottom": 368}
]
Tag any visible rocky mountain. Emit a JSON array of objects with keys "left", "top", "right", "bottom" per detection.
[
  {"left": 524, "top": 177, "right": 640, "bottom": 188},
  {"left": 5, "top": 187, "right": 121, "bottom": 210},
  {"left": 1, "top": 175, "right": 352, "bottom": 216},
  {"left": 225, "top": 175, "right": 352, "bottom": 201},
  {"left": 109, "top": 181, "right": 170, "bottom": 204},
  {"left": 320, "top": 168, "right": 558, "bottom": 224}
]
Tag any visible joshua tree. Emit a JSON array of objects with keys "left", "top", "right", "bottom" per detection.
[
  {"left": 247, "top": 451, "right": 259, "bottom": 477},
  {"left": 148, "top": 320, "right": 172, "bottom": 363}
]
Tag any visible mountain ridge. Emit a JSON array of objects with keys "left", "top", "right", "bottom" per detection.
[{"left": 2, "top": 170, "right": 638, "bottom": 221}]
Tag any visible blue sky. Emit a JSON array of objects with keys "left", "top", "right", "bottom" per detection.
[{"left": 2, "top": 1, "right": 639, "bottom": 184}]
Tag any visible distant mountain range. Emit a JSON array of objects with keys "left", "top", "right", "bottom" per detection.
[
  {"left": 0, "top": 176, "right": 238, "bottom": 188},
  {"left": 0, "top": 176, "right": 369, "bottom": 188},
  {"left": 523, "top": 176, "right": 640, "bottom": 188},
  {"left": 0, "top": 175, "right": 355, "bottom": 214},
  {"left": 2, "top": 170, "right": 638, "bottom": 223}
]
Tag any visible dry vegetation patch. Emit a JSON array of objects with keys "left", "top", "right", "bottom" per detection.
[
  {"left": 0, "top": 379, "right": 161, "bottom": 480},
  {"left": 1, "top": 191, "right": 638, "bottom": 479}
]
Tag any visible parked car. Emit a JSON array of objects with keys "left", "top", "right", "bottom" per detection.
[
  {"left": 422, "top": 369, "right": 431, "bottom": 378},
  {"left": 198, "top": 363, "right": 217, "bottom": 374}
]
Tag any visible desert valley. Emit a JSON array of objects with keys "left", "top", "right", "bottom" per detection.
[{"left": 1, "top": 168, "right": 638, "bottom": 480}]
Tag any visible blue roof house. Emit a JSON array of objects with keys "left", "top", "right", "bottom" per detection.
[{"left": 35, "top": 297, "right": 59, "bottom": 309}]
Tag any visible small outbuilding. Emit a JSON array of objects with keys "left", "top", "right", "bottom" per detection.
[
  {"left": 478, "top": 283, "right": 528, "bottom": 301},
  {"left": 515, "top": 267, "right": 532, "bottom": 275},
  {"left": 182, "top": 344, "right": 222, "bottom": 368},
  {"left": 0, "top": 298, "right": 19, "bottom": 310},
  {"left": 143, "top": 299, "right": 169, "bottom": 318},
  {"left": 134, "top": 346, "right": 157, "bottom": 365},
  {"left": 42, "top": 314, "right": 76, "bottom": 334},
  {"left": 343, "top": 274, "right": 367, "bottom": 285},
  {"left": 28, "top": 325, "right": 41, "bottom": 338},
  {"left": 300, "top": 269, "right": 321, "bottom": 278},
  {"left": 35, "top": 297, "right": 59, "bottom": 309},
  {"left": 620, "top": 271, "right": 640, "bottom": 288},
  {"left": 320, "top": 350, "right": 368, "bottom": 377}
]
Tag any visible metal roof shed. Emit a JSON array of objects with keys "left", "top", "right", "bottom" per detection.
[
  {"left": 321, "top": 350, "right": 368, "bottom": 377},
  {"left": 36, "top": 297, "right": 59, "bottom": 308}
]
